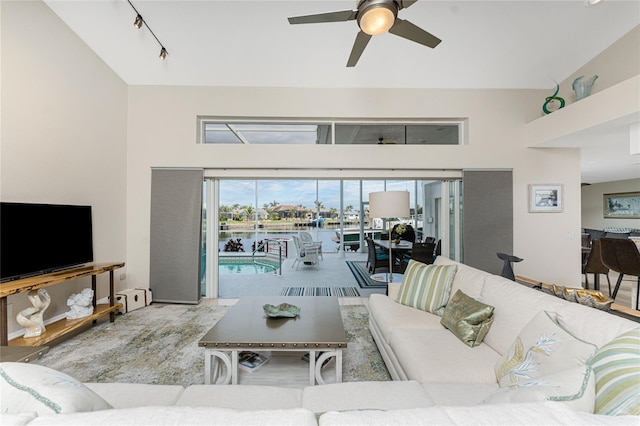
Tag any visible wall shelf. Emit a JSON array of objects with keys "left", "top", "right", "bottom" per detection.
[
  {"left": 525, "top": 75, "right": 639, "bottom": 148},
  {"left": 1, "top": 262, "right": 125, "bottom": 346}
]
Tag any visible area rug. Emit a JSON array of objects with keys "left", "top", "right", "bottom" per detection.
[
  {"left": 280, "top": 287, "right": 360, "bottom": 297},
  {"left": 34, "top": 301, "right": 389, "bottom": 386},
  {"left": 346, "top": 261, "right": 387, "bottom": 289}
]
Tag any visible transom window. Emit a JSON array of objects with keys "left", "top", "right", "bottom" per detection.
[{"left": 198, "top": 119, "right": 464, "bottom": 145}]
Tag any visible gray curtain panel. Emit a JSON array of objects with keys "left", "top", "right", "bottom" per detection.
[
  {"left": 462, "top": 170, "right": 513, "bottom": 275},
  {"left": 149, "top": 168, "right": 204, "bottom": 303}
]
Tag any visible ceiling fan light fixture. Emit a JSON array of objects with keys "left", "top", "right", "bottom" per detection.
[{"left": 358, "top": 3, "right": 397, "bottom": 35}]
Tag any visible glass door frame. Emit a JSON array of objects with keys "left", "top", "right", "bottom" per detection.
[{"left": 202, "top": 172, "right": 463, "bottom": 298}]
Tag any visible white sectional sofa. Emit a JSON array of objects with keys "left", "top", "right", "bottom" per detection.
[
  {"left": 2, "top": 257, "right": 638, "bottom": 425},
  {"left": 369, "top": 257, "right": 640, "bottom": 415},
  {"left": 1, "top": 370, "right": 637, "bottom": 425}
]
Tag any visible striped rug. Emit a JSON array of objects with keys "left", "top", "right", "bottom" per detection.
[{"left": 280, "top": 287, "right": 361, "bottom": 297}]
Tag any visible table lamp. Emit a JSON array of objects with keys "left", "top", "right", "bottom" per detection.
[{"left": 368, "top": 191, "right": 411, "bottom": 283}]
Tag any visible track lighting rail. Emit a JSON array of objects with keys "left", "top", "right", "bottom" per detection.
[{"left": 127, "top": 0, "right": 169, "bottom": 60}]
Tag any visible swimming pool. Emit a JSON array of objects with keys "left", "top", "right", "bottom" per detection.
[{"left": 219, "top": 257, "right": 278, "bottom": 275}]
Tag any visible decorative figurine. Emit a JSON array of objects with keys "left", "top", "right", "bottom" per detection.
[
  {"left": 66, "top": 288, "right": 95, "bottom": 319},
  {"left": 543, "top": 81, "right": 565, "bottom": 114},
  {"left": 572, "top": 75, "right": 598, "bottom": 100},
  {"left": 16, "top": 288, "right": 51, "bottom": 337}
]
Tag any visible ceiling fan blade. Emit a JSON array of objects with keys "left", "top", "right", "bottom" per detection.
[
  {"left": 347, "top": 31, "right": 372, "bottom": 67},
  {"left": 388, "top": 18, "right": 441, "bottom": 48},
  {"left": 397, "top": 0, "right": 418, "bottom": 10},
  {"left": 288, "top": 10, "right": 357, "bottom": 25}
]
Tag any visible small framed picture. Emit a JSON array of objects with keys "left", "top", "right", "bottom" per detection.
[
  {"left": 529, "top": 184, "right": 563, "bottom": 213},
  {"left": 604, "top": 192, "right": 640, "bottom": 219}
]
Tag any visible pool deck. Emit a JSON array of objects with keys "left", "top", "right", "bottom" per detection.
[{"left": 217, "top": 251, "right": 386, "bottom": 299}]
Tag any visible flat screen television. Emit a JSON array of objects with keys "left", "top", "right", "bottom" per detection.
[{"left": 0, "top": 202, "right": 94, "bottom": 282}]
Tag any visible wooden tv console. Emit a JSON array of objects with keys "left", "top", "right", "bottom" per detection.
[{"left": 0, "top": 262, "right": 124, "bottom": 346}]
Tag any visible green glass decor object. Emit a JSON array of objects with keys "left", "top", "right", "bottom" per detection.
[
  {"left": 543, "top": 81, "right": 566, "bottom": 114},
  {"left": 263, "top": 303, "right": 300, "bottom": 318}
]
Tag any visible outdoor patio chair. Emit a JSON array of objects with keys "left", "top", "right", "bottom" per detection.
[
  {"left": 291, "top": 235, "right": 320, "bottom": 270},
  {"left": 299, "top": 231, "right": 323, "bottom": 260}
]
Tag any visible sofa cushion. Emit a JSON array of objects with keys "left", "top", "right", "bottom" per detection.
[
  {"left": 589, "top": 328, "right": 640, "bottom": 416},
  {"left": 390, "top": 329, "right": 501, "bottom": 384},
  {"left": 302, "top": 381, "right": 434, "bottom": 413},
  {"left": 480, "top": 274, "right": 567, "bottom": 355},
  {"left": 495, "top": 311, "right": 597, "bottom": 387},
  {"left": 317, "top": 402, "right": 600, "bottom": 426},
  {"left": 387, "top": 282, "right": 402, "bottom": 301},
  {"left": 85, "top": 383, "right": 185, "bottom": 408},
  {"left": 27, "top": 406, "right": 318, "bottom": 425},
  {"left": 0, "top": 412, "right": 38, "bottom": 426},
  {"left": 434, "top": 256, "right": 486, "bottom": 301},
  {"left": 440, "top": 290, "right": 495, "bottom": 347},
  {"left": 422, "top": 383, "right": 499, "bottom": 406},
  {"left": 396, "top": 261, "right": 457, "bottom": 315},
  {"left": 176, "top": 384, "right": 303, "bottom": 410},
  {"left": 483, "top": 365, "right": 596, "bottom": 412},
  {"left": 555, "top": 302, "right": 638, "bottom": 349},
  {"left": 368, "top": 294, "right": 444, "bottom": 344},
  {"left": 0, "top": 362, "right": 111, "bottom": 415}
]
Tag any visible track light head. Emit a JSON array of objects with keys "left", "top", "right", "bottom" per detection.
[
  {"left": 159, "top": 47, "right": 168, "bottom": 60},
  {"left": 133, "top": 14, "right": 143, "bottom": 29}
]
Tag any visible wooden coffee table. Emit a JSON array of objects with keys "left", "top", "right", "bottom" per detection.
[{"left": 199, "top": 296, "right": 347, "bottom": 385}]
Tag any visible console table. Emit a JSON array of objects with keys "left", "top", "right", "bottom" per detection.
[{"left": 0, "top": 262, "right": 124, "bottom": 346}]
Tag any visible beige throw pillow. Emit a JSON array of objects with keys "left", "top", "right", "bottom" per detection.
[
  {"left": 495, "top": 311, "right": 596, "bottom": 387},
  {"left": 0, "top": 362, "right": 112, "bottom": 415}
]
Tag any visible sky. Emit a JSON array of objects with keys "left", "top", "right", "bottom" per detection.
[{"left": 217, "top": 180, "right": 420, "bottom": 211}]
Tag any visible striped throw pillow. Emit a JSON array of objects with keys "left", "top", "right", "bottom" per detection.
[
  {"left": 589, "top": 328, "right": 640, "bottom": 416},
  {"left": 396, "top": 261, "right": 457, "bottom": 315}
]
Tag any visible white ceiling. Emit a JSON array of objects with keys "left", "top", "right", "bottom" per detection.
[{"left": 43, "top": 0, "right": 640, "bottom": 183}]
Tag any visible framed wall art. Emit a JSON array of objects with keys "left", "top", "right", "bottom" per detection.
[
  {"left": 529, "top": 184, "right": 563, "bottom": 213},
  {"left": 603, "top": 192, "right": 640, "bottom": 219}
]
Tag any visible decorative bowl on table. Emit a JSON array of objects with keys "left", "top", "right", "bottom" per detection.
[
  {"left": 263, "top": 303, "right": 301, "bottom": 318},
  {"left": 551, "top": 285, "right": 613, "bottom": 311}
]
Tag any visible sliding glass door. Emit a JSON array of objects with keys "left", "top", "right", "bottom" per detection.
[{"left": 202, "top": 177, "right": 461, "bottom": 298}]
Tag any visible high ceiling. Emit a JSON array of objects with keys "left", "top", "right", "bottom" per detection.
[{"left": 43, "top": 0, "right": 640, "bottom": 182}]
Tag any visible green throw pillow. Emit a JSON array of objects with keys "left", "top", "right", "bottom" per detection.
[
  {"left": 396, "top": 261, "right": 457, "bottom": 315},
  {"left": 440, "top": 289, "right": 495, "bottom": 347},
  {"left": 589, "top": 327, "right": 640, "bottom": 416}
]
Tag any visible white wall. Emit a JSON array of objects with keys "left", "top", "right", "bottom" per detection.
[
  {"left": 126, "top": 85, "right": 582, "bottom": 288},
  {"left": 1, "top": 1, "right": 128, "bottom": 336},
  {"left": 559, "top": 25, "right": 640, "bottom": 103},
  {"left": 582, "top": 179, "right": 640, "bottom": 230}
]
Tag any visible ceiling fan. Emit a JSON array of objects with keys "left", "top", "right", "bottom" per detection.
[{"left": 287, "top": 0, "right": 441, "bottom": 67}]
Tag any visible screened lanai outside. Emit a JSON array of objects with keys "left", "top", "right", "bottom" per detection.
[
  {"left": 198, "top": 120, "right": 463, "bottom": 145},
  {"left": 200, "top": 178, "right": 462, "bottom": 299}
]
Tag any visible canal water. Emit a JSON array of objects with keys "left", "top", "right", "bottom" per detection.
[{"left": 218, "top": 226, "right": 359, "bottom": 254}]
